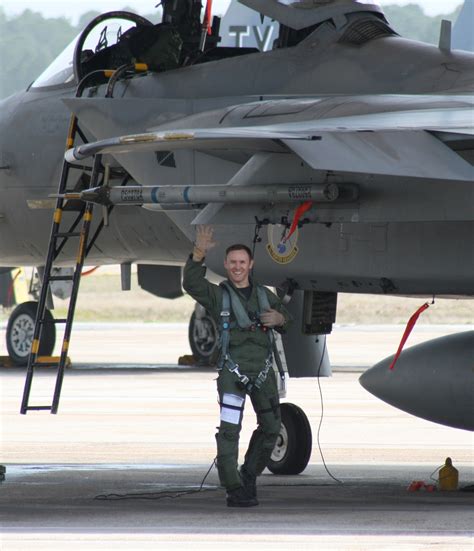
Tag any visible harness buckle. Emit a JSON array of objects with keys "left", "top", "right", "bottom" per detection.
[
  {"left": 278, "top": 374, "right": 287, "bottom": 398},
  {"left": 227, "top": 362, "right": 240, "bottom": 373},
  {"left": 240, "top": 374, "right": 250, "bottom": 386}
]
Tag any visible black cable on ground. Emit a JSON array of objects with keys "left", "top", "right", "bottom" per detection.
[
  {"left": 316, "top": 336, "right": 344, "bottom": 484},
  {"left": 94, "top": 458, "right": 217, "bottom": 501}
]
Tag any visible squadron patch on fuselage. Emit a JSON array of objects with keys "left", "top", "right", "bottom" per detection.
[{"left": 266, "top": 224, "right": 299, "bottom": 264}]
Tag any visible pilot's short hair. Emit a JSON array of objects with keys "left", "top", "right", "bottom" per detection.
[{"left": 225, "top": 244, "right": 253, "bottom": 260}]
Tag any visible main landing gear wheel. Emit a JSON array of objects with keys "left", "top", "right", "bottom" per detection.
[
  {"left": 6, "top": 301, "right": 56, "bottom": 366},
  {"left": 188, "top": 308, "right": 218, "bottom": 365},
  {"left": 267, "top": 402, "right": 312, "bottom": 475}
]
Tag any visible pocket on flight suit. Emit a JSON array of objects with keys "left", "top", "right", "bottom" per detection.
[{"left": 217, "top": 369, "right": 246, "bottom": 426}]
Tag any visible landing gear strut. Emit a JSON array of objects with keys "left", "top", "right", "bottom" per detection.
[
  {"left": 188, "top": 303, "right": 218, "bottom": 365},
  {"left": 6, "top": 301, "right": 56, "bottom": 365}
]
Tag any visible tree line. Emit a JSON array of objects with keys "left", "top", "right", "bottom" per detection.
[{"left": 0, "top": 3, "right": 463, "bottom": 99}]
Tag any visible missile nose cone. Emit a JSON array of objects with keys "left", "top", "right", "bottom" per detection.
[
  {"left": 359, "top": 331, "right": 474, "bottom": 431},
  {"left": 80, "top": 186, "right": 111, "bottom": 206},
  {"left": 80, "top": 189, "right": 96, "bottom": 201}
]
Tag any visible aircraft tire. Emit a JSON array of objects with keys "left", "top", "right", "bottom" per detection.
[
  {"left": 188, "top": 310, "right": 218, "bottom": 365},
  {"left": 267, "top": 402, "right": 312, "bottom": 475},
  {"left": 6, "top": 301, "right": 55, "bottom": 366}
]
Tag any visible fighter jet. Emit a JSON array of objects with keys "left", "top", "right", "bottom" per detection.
[{"left": 0, "top": 0, "right": 473, "bottom": 472}]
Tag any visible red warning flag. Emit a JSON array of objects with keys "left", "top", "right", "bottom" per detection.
[
  {"left": 204, "top": 0, "right": 213, "bottom": 35},
  {"left": 389, "top": 302, "right": 431, "bottom": 370},
  {"left": 82, "top": 266, "right": 99, "bottom": 277},
  {"left": 283, "top": 200, "right": 313, "bottom": 243}
]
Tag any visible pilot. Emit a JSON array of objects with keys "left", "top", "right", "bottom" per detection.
[{"left": 183, "top": 225, "right": 291, "bottom": 507}]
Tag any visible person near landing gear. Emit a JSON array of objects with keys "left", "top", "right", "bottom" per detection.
[{"left": 183, "top": 225, "right": 291, "bottom": 507}]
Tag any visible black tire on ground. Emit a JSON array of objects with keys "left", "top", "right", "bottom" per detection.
[
  {"left": 188, "top": 310, "right": 219, "bottom": 365},
  {"left": 267, "top": 402, "right": 312, "bottom": 475},
  {"left": 6, "top": 301, "right": 56, "bottom": 366}
]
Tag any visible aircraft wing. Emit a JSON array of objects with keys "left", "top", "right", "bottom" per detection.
[{"left": 65, "top": 103, "right": 474, "bottom": 182}]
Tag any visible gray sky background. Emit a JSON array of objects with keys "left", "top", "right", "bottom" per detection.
[{"left": 0, "top": 0, "right": 465, "bottom": 24}]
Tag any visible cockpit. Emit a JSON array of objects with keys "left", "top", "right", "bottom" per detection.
[
  {"left": 30, "top": 2, "right": 235, "bottom": 91},
  {"left": 31, "top": 0, "right": 390, "bottom": 91},
  {"left": 32, "top": 14, "right": 158, "bottom": 89}
]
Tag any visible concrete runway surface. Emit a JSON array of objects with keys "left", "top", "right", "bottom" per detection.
[{"left": 0, "top": 323, "right": 473, "bottom": 550}]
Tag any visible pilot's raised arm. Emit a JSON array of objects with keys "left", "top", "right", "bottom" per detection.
[{"left": 182, "top": 225, "right": 221, "bottom": 316}]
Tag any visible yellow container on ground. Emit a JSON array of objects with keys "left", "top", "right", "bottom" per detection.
[{"left": 438, "top": 457, "right": 459, "bottom": 491}]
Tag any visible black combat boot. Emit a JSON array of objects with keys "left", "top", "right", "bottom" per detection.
[
  {"left": 226, "top": 486, "right": 258, "bottom": 507},
  {"left": 240, "top": 466, "right": 257, "bottom": 499}
]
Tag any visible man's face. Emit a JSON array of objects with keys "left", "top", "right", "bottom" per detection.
[{"left": 224, "top": 249, "right": 254, "bottom": 288}]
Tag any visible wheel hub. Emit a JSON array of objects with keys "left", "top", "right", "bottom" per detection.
[
  {"left": 10, "top": 314, "right": 34, "bottom": 357},
  {"left": 271, "top": 423, "right": 289, "bottom": 462}
]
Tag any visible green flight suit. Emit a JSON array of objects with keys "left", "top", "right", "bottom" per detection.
[{"left": 183, "top": 256, "right": 291, "bottom": 491}]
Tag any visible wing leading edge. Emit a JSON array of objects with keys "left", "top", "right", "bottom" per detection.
[{"left": 65, "top": 105, "right": 474, "bottom": 182}]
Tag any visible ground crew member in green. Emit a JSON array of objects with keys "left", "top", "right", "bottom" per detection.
[{"left": 183, "top": 225, "right": 291, "bottom": 507}]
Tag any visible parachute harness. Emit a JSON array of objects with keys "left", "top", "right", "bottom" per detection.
[{"left": 218, "top": 281, "right": 285, "bottom": 394}]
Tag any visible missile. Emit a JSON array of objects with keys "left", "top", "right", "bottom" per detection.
[
  {"left": 60, "top": 183, "right": 343, "bottom": 207},
  {"left": 359, "top": 331, "right": 474, "bottom": 431}
]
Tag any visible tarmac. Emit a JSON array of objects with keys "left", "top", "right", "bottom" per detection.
[{"left": 0, "top": 323, "right": 473, "bottom": 549}]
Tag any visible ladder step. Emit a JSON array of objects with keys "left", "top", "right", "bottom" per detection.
[
  {"left": 40, "top": 318, "right": 68, "bottom": 325},
  {"left": 48, "top": 275, "right": 74, "bottom": 281},
  {"left": 63, "top": 161, "right": 84, "bottom": 170},
  {"left": 33, "top": 356, "right": 72, "bottom": 368},
  {"left": 54, "top": 232, "right": 81, "bottom": 238},
  {"left": 24, "top": 406, "right": 52, "bottom": 411}
]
